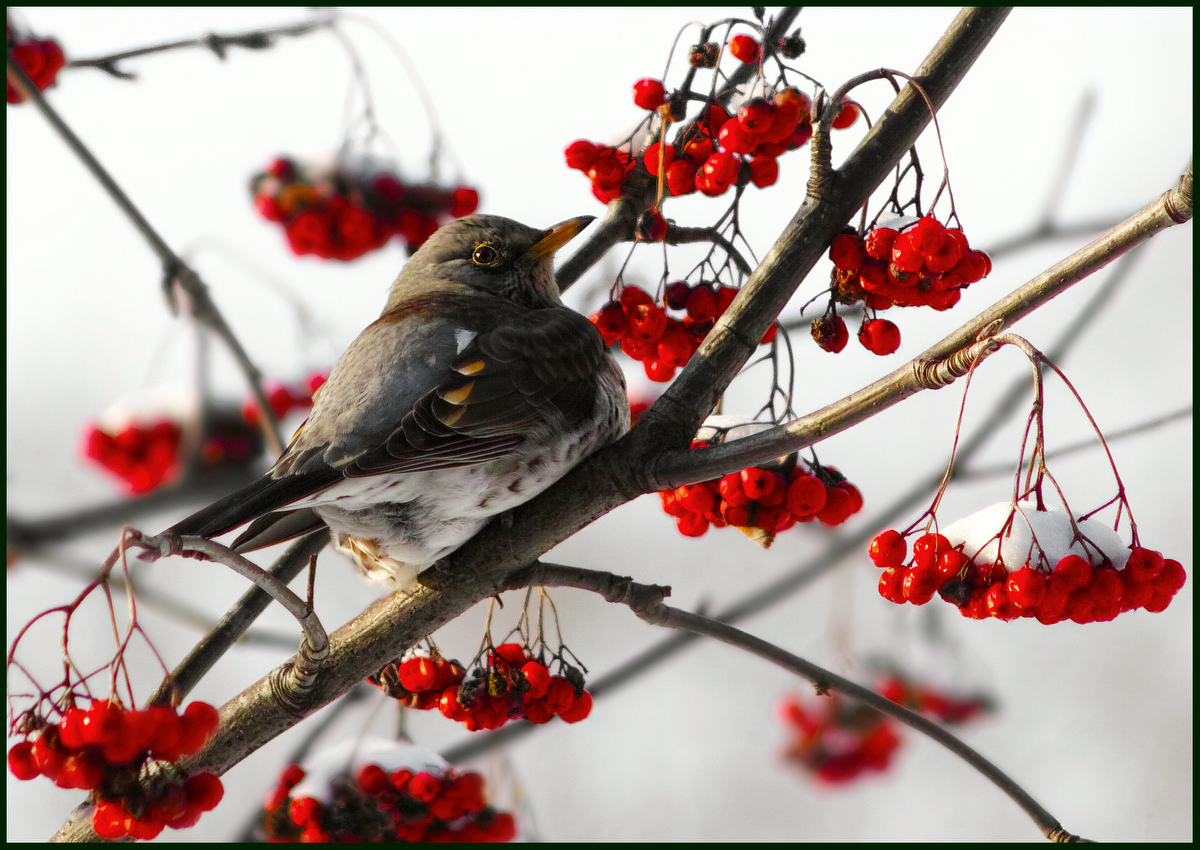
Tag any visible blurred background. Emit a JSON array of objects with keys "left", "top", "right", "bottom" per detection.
[{"left": 6, "top": 7, "right": 1192, "bottom": 841}]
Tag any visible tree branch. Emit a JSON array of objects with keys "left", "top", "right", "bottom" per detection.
[{"left": 523, "top": 563, "right": 1085, "bottom": 842}]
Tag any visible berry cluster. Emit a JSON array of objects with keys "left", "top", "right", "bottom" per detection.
[
  {"left": 6, "top": 29, "right": 66, "bottom": 104},
  {"left": 263, "top": 761, "right": 515, "bottom": 843},
  {"left": 874, "top": 674, "right": 991, "bottom": 725},
  {"left": 83, "top": 420, "right": 182, "bottom": 495},
  {"left": 564, "top": 141, "right": 636, "bottom": 205},
  {"left": 662, "top": 458, "right": 862, "bottom": 543},
  {"left": 251, "top": 156, "right": 479, "bottom": 260},
  {"left": 590, "top": 284, "right": 775, "bottom": 383},
  {"left": 7, "top": 700, "right": 222, "bottom": 840},
  {"left": 241, "top": 371, "right": 327, "bottom": 427},
  {"left": 659, "top": 419, "right": 863, "bottom": 543},
  {"left": 826, "top": 216, "right": 992, "bottom": 318},
  {"left": 372, "top": 644, "right": 593, "bottom": 732},
  {"left": 871, "top": 520, "right": 1186, "bottom": 624},
  {"left": 778, "top": 693, "right": 901, "bottom": 786},
  {"left": 567, "top": 80, "right": 845, "bottom": 205}
]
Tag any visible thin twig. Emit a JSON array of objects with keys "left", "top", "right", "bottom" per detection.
[
  {"left": 521, "top": 562, "right": 1083, "bottom": 843},
  {"left": 65, "top": 12, "right": 335, "bottom": 79}
]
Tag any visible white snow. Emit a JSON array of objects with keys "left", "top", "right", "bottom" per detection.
[{"left": 939, "top": 499, "right": 1129, "bottom": 572}]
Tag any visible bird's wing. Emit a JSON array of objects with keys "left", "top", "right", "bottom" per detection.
[
  {"left": 345, "top": 305, "right": 613, "bottom": 475},
  {"left": 167, "top": 303, "right": 613, "bottom": 542}
]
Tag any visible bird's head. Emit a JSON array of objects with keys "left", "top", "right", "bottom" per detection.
[{"left": 383, "top": 214, "right": 595, "bottom": 313}]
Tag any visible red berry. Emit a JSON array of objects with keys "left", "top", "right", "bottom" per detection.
[
  {"left": 357, "top": 763, "right": 390, "bottom": 794},
  {"left": 185, "top": 772, "right": 225, "bottom": 812},
  {"left": 740, "top": 467, "right": 775, "bottom": 500},
  {"left": 878, "top": 567, "right": 906, "bottom": 603},
  {"left": 409, "top": 770, "right": 443, "bottom": 802},
  {"left": 831, "top": 100, "right": 861, "bottom": 129},
  {"left": 864, "top": 228, "right": 898, "bottom": 260},
  {"left": 685, "top": 285, "right": 719, "bottom": 322},
  {"left": 1124, "top": 547, "right": 1165, "bottom": 582},
  {"left": 643, "top": 357, "right": 676, "bottom": 383},
  {"left": 450, "top": 186, "right": 479, "bottom": 218},
  {"left": 925, "top": 231, "right": 965, "bottom": 273},
  {"left": 8, "top": 741, "right": 39, "bottom": 780},
  {"left": 1007, "top": 566, "right": 1047, "bottom": 610},
  {"left": 902, "top": 565, "right": 938, "bottom": 605},
  {"left": 657, "top": 327, "right": 692, "bottom": 367},
  {"left": 677, "top": 483, "right": 717, "bottom": 514},
  {"left": 1154, "top": 559, "right": 1186, "bottom": 595},
  {"left": 718, "top": 120, "right": 756, "bottom": 155},
  {"left": 829, "top": 234, "right": 866, "bottom": 272},
  {"left": 666, "top": 159, "right": 698, "bottom": 196},
  {"left": 748, "top": 154, "right": 779, "bottom": 188},
  {"left": 627, "top": 303, "right": 668, "bottom": 342},
  {"left": 816, "top": 485, "right": 854, "bottom": 526},
  {"left": 545, "top": 677, "right": 578, "bottom": 715},
  {"left": 1053, "top": 555, "right": 1093, "bottom": 590},
  {"left": 590, "top": 301, "right": 629, "bottom": 345},
  {"left": 909, "top": 216, "right": 946, "bottom": 255},
  {"left": 636, "top": 209, "right": 668, "bottom": 242},
  {"left": 633, "top": 78, "right": 666, "bottom": 110},
  {"left": 642, "top": 142, "right": 675, "bottom": 175},
  {"left": 289, "top": 796, "right": 323, "bottom": 828},
  {"left": 934, "top": 549, "right": 970, "bottom": 586},
  {"left": 869, "top": 530, "right": 907, "bottom": 568},
  {"left": 911, "top": 533, "right": 950, "bottom": 570},
  {"left": 398, "top": 656, "right": 435, "bottom": 692},
  {"left": 93, "top": 800, "right": 128, "bottom": 839},
  {"left": 785, "top": 475, "right": 827, "bottom": 517},
  {"left": 858, "top": 318, "right": 901, "bottom": 355},
  {"left": 565, "top": 139, "right": 600, "bottom": 171},
  {"left": 702, "top": 150, "right": 739, "bottom": 184},
  {"left": 676, "top": 513, "right": 709, "bottom": 537},
  {"left": 811, "top": 316, "right": 849, "bottom": 353},
  {"left": 183, "top": 701, "right": 220, "bottom": 738},
  {"left": 560, "top": 689, "right": 593, "bottom": 723},
  {"left": 891, "top": 230, "right": 925, "bottom": 273},
  {"left": 729, "top": 34, "right": 761, "bottom": 64}
]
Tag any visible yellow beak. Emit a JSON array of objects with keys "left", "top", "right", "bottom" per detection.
[{"left": 527, "top": 215, "right": 595, "bottom": 262}]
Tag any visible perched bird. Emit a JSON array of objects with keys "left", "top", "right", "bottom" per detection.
[{"left": 167, "top": 214, "right": 628, "bottom": 587}]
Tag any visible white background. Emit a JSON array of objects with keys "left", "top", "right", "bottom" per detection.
[{"left": 7, "top": 7, "right": 1192, "bottom": 842}]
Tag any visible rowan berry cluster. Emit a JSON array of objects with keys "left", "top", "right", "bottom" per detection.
[
  {"left": 262, "top": 760, "right": 515, "bottom": 843},
  {"left": 241, "top": 371, "right": 327, "bottom": 427},
  {"left": 828, "top": 216, "right": 991, "bottom": 313},
  {"left": 874, "top": 674, "right": 991, "bottom": 725},
  {"left": 590, "top": 284, "right": 775, "bottom": 383},
  {"left": 6, "top": 28, "right": 66, "bottom": 104},
  {"left": 7, "top": 700, "right": 222, "bottom": 839},
  {"left": 778, "top": 693, "right": 901, "bottom": 786},
  {"left": 83, "top": 420, "right": 182, "bottom": 495},
  {"left": 567, "top": 77, "right": 849, "bottom": 205},
  {"left": 371, "top": 644, "right": 593, "bottom": 733},
  {"left": 82, "top": 398, "right": 281, "bottom": 496},
  {"left": 871, "top": 511, "right": 1187, "bottom": 624},
  {"left": 251, "top": 156, "right": 479, "bottom": 260},
  {"left": 660, "top": 446, "right": 862, "bottom": 542}
]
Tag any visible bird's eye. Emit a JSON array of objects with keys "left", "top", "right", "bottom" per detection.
[{"left": 471, "top": 243, "right": 500, "bottom": 267}]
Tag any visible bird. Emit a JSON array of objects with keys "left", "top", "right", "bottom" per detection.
[{"left": 165, "top": 214, "right": 629, "bottom": 587}]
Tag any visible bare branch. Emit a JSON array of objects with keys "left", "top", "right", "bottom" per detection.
[{"left": 522, "top": 563, "right": 1084, "bottom": 842}]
